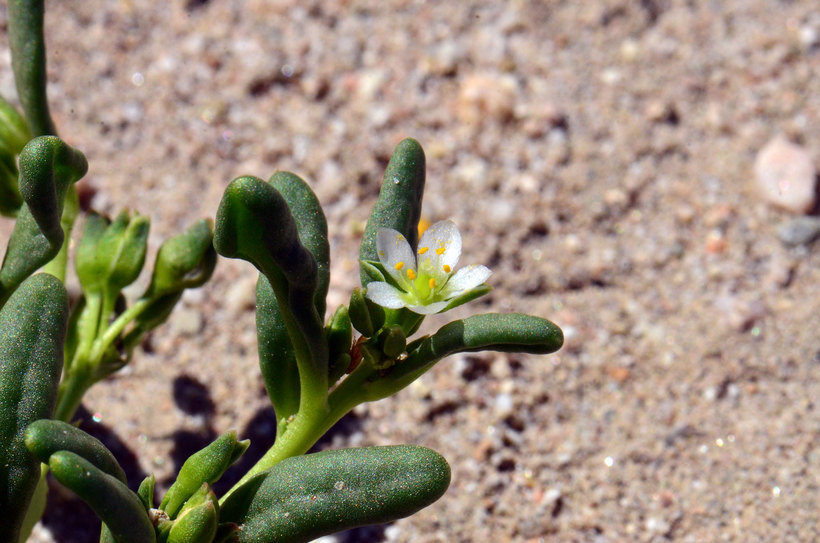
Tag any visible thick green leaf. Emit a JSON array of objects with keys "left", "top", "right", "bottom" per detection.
[
  {"left": 8, "top": 0, "right": 56, "bottom": 137},
  {"left": 49, "top": 450, "right": 155, "bottom": 543},
  {"left": 221, "top": 445, "right": 451, "bottom": 543},
  {"left": 0, "top": 273, "right": 67, "bottom": 542},
  {"left": 269, "top": 171, "right": 329, "bottom": 318},
  {"left": 255, "top": 276, "right": 300, "bottom": 424},
  {"left": 367, "top": 313, "right": 563, "bottom": 401},
  {"left": 24, "top": 419, "right": 127, "bottom": 483},
  {"left": 359, "top": 138, "right": 425, "bottom": 286},
  {"left": 253, "top": 171, "right": 330, "bottom": 424},
  {"left": 0, "top": 136, "right": 86, "bottom": 304},
  {"left": 214, "top": 176, "right": 327, "bottom": 395}
]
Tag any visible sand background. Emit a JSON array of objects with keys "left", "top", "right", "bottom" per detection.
[{"left": 1, "top": 1, "right": 819, "bottom": 541}]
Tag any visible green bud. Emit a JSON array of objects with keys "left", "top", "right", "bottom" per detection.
[
  {"left": 379, "top": 326, "right": 406, "bottom": 359},
  {"left": 145, "top": 219, "right": 216, "bottom": 298},
  {"left": 76, "top": 210, "right": 150, "bottom": 293},
  {"left": 160, "top": 431, "right": 248, "bottom": 519},
  {"left": 348, "top": 288, "right": 385, "bottom": 337},
  {"left": 137, "top": 474, "right": 156, "bottom": 511},
  {"left": 326, "top": 305, "right": 353, "bottom": 385},
  {"left": 178, "top": 482, "right": 218, "bottom": 516},
  {"left": 167, "top": 501, "right": 218, "bottom": 543},
  {"left": 0, "top": 95, "right": 32, "bottom": 155},
  {"left": 0, "top": 149, "right": 23, "bottom": 216}
]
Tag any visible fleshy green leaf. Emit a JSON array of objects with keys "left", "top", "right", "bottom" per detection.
[
  {"left": 49, "top": 450, "right": 155, "bottom": 543},
  {"left": 24, "top": 419, "right": 127, "bottom": 483},
  {"left": 8, "top": 0, "right": 56, "bottom": 137},
  {"left": 0, "top": 136, "right": 86, "bottom": 304},
  {"left": 367, "top": 313, "right": 563, "bottom": 400},
  {"left": 256, "top": 275, "right": 300, "bottom": 425},
  {"left": 214, "top": 175, "right": 327, "bottom": 396},
  {"left": 220, "top": 445, "right": 450, "bottom": 543},
  {"left": 359, "top": 138, "right": 425, "bottom": 286},
  {"left": 0, "top": 273, "right": 67, "bottom": 543},
  {"left": 269, "top": 171, "right": 329, "bottom": 318}
]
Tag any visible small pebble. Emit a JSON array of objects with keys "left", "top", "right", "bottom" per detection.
[
  {"left": 777, "top": 216, "right": 820, "bottom": 246},
  {"left": 457, "top": 73, "right": 517, "bottom": 124},
  {"left": 754, "top": 136, "right": 817, "bottom": 213}
]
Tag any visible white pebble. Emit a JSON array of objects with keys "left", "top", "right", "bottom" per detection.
[{"left": 754, "top": 136, "right": 816, "bottom": 213}]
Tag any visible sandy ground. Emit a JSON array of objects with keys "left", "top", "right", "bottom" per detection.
[{"left": 2, "top": 1, "right": 819, "bottom": 541}]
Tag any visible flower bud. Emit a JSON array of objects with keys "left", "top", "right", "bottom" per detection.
[
  {"left": 0, "top": 96, "right": 31, "bottom": 156},
  {"left": 326, "top": 305, "right": 353, "bottom": 384},
  {"left": 348, "top": 287, "right": 385, "bottom": 337},
  {"left": 379, "top": 325, "right": 406, "bottom": 359},
  {"left": 159, "top": 431, "right": 248, "bottom": 519},
  {"left": 146, "top": 219, "right": 216, "bottom": 298},
  {"left": 76, "top": 211, "right": 149, "bottom": 293}
]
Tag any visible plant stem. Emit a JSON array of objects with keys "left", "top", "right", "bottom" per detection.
[
  {"left": 54, "top": 367, "right": 93, "bottom": 422},
  {"left": 220, "top": 365, "right": 375, "bottom": 504},
  {"left": 8, "top": 0, "right": 57, "bottom": 137}
]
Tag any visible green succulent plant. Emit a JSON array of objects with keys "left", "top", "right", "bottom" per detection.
[{"left": 0, "top": 2, "right": 563, "bottom": 542}]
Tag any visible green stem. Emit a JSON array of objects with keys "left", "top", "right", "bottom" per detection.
[
  {"left": 87, "top": 298, "right": 150, "bottom": 365},
  {"left": 221, "top": 365, "right": 375, "bottom": 504},
  {"left": 257, "top": 256, "right": 329, "bottom": 421},
  {"left": 8, "top": 0, "right": 56, "bottom": 137},
  {"left": 54, "top": 366, "right": 93, "bottom": 422}
]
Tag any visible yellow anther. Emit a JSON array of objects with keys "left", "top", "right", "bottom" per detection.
[
  {"left": 406, "top": 268, "right": 416, "bottom": 280},
  {"left": 394, "top": 262, "right": 404, "bottom": 270},
  {"left": 418, "top": 247, "right": 429, "bottom": 255},
  {"left": 428, "top": 278, "right": 436, "bottom": 289},
  {"left": 443, "top": 264, "right": 451, "bottom": 273},
  {"left": 435, "top": 247, "right": 446, "bottom": 255}
]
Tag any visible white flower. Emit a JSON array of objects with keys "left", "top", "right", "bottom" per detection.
[{"left": 365, "top": 220, "right": 492, "bottom": 315}]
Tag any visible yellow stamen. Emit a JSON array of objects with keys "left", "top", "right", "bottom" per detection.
[
  {"left": 443, "top": 264, "right": 451, "bottom": 273},
  {"left": 429, "top": 278, "right": 436, "bottom": 289},
  {"left": 394, "top": 262, "right": 404, "bottom": 270},
  {"left": 418, "top": 247, "right": 429, "bottom": 254},
  {"left": 406, "top": 269, "right": 416, "bottom": 280},
  {"left": 435, "top": 247, "right": 445, "bottom": 255}
]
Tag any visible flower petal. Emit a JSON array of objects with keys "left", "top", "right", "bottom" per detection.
[
  {"left": 439, "top": 264, "right": 492, "bottom": 298},
  {"left": 376, "top": 228, "right": 417, "bottom": 288},
  {"left": 365, "top": 282, "right": 409, "bottom": 309},
  {"left": 417, "top": 220, "right": 461, "bottom": 278},
  {"left": 406, "top": 301, "right": 449, "bottom": 315}
]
